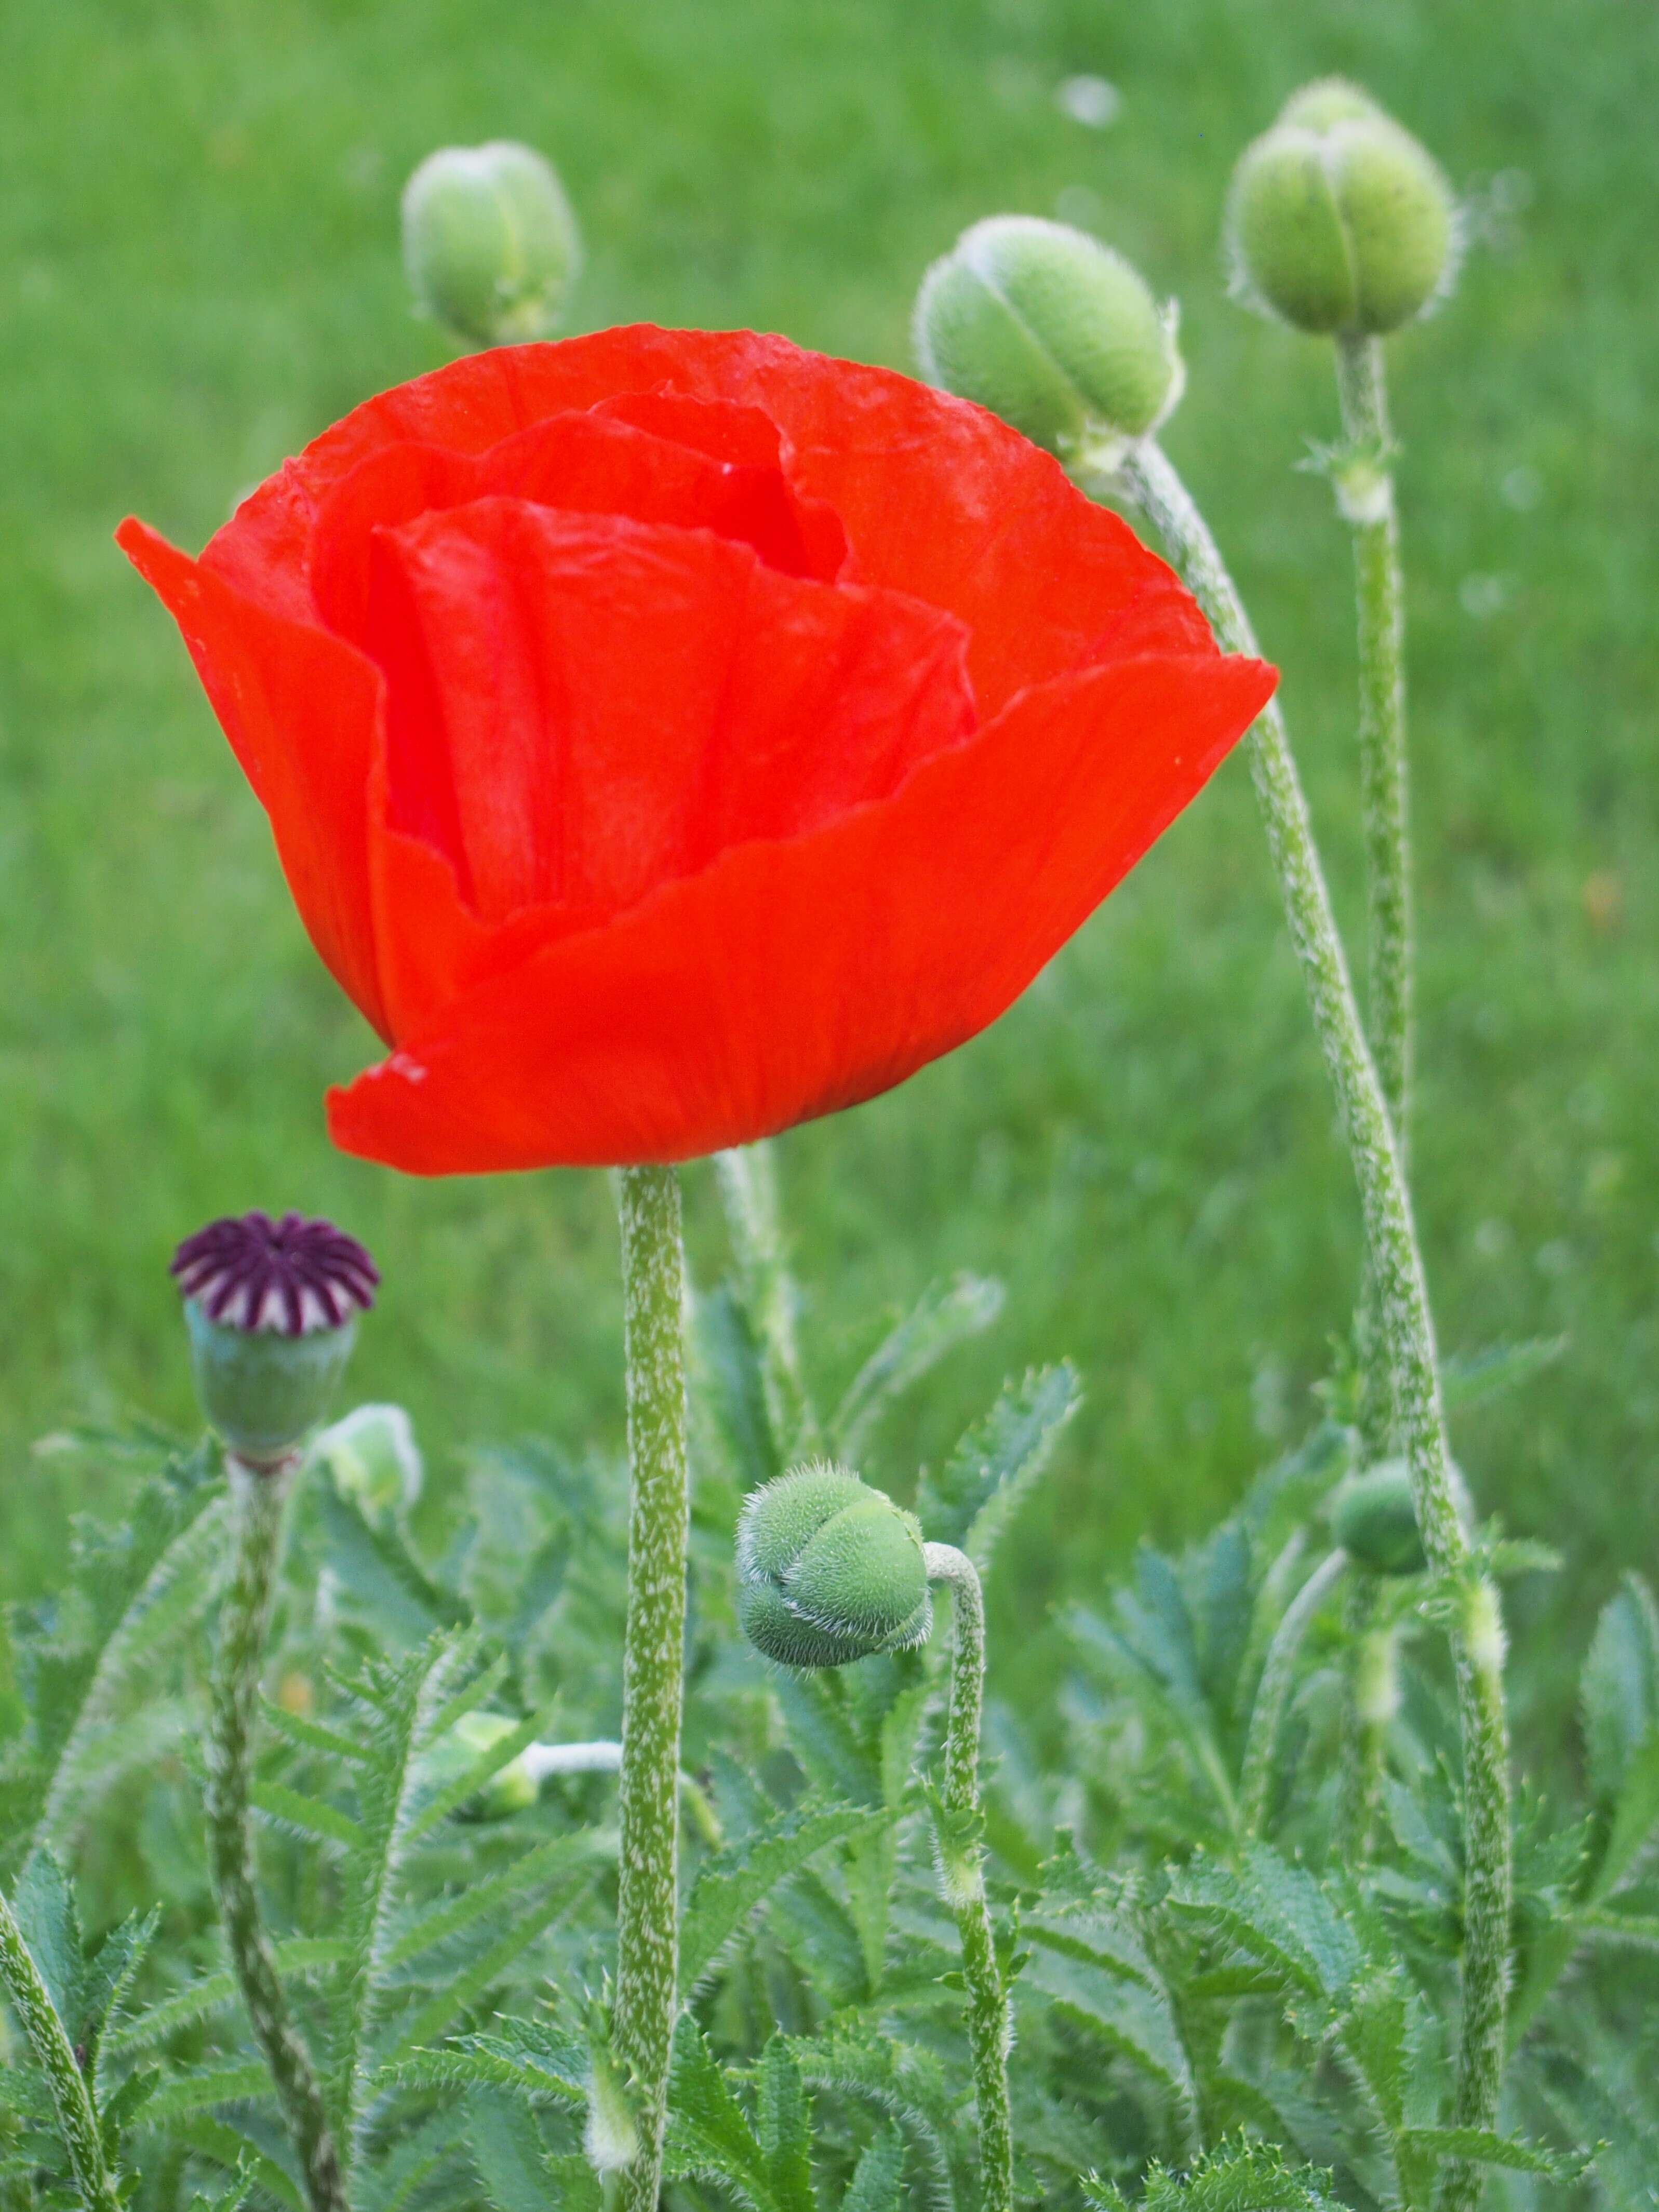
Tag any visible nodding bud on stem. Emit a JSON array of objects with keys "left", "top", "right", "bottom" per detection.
[
  {"left": 914, "top": 215, "right": 1183, "bottom": 462},
  {"left": 1331, "top": 1461, "right": 1427, "bottom": 1576},
  {"left": 1227, "top": 79, "right": 1456, "bottom": 337},
  {"left": 315, "top": 1402, "right": 423, "bottom": 1522},
  {"left": 424, "top": 1711, "right": 538, "bottom": 1821},
  {"left": 402, "top": 141, "right": 581, "bottom": 346},
  {"left": 172, "top": 1212, "right": 377, "bottom": 1464},
  {"left": 736, "top": 1463, "right": 931, "bottom": 1669}
]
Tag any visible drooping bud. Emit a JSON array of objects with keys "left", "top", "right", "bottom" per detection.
[
  {"left": 1226, "top": 79, "right": 1456, "bottom": 336},
  {"left": 402, "top": 141, "right": 581, "bottom": 346},
  {"left": 315, "top": 1402, "right": 423, "bottom": 1522},
  {"left": 913, "top": 215, "right": 1183, "bottom": 461},
  {"left": 735, "top": 1463, "right": 931, "bottom": 1668},
  {"left": 424, "top": 1711, "right": 538, "bottom": 1820},
  {"left": 172, "top": 1212, "right": 377, "bottom": 1463}
]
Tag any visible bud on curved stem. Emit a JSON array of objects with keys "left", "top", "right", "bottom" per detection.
[
  {"left": 402, "top": 141, "right": 582, "bottom": 347},
  {"left": 915, "top": 215, "right": 1183, "bottom": 466},
  {"left": 736, "top": 1465, "right": 931, "bottom": 1668},
  {"left": 1108, "top": 436, "right": 1511, "bottom": 2210}
]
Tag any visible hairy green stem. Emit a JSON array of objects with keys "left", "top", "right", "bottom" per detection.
[
  {"left": 924, "top": 1543, "right": 1012, "bottom": 2212},
  {"left": 0, "top": 1889, "right": 124, "bottom": 2212},
  {"left": 1335, "top": 333, "right": 1411, "bottom": 1459},
  {"left": 206, "top": 1457, "right": 347, "bottom": 2212},
  {"left": 613, "top": 1164, "right": 690, "bottom": 2212},
  {"left": 1332, "top": 1576, "right": 1394, "bottom": 1859},
  {"left": 1240, "top": 1548, "right": 1347, "bottom": 1836},
  {"left": 713, "top": 1143, "right": 818, "bottom": 1463},
  {"left": 1114, "top": 438, "right": 1511, "bottom": 2208}
]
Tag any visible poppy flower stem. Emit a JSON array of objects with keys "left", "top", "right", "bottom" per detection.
[
  {"left": 0, "top": 1889, "right": 125, "bottom": 2212},
  {"left": 1333, "top": 331, "right": 1411, "bottom": 1461},
  {"left": 1114, "top": 436, "right": 1511, "bottom": 2206},
  {"left": 922, "top": 1543, "right": 1013, "bottom": 2212},
  {"left": 612, "top": 1163, "right": 690, "bottom": 2212},
  {"left": 206, "top": 1456, "right": 348, "bottom": 2212}
]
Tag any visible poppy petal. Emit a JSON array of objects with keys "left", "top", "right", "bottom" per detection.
[
  {"left": 357, "top": 498, "right": 974, "bottom": 930},
  {"left": 116, "top": 518, "right": 390, "bottom": 1036},
  {"left": 327, "top": 645, "right": 1275, "bottom": 1173}
]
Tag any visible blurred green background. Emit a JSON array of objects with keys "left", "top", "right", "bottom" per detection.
[{"left": 0, "top": 0, "right": 1653, "bottom": 1733}]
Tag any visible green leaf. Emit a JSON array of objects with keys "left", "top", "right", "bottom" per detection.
[
  {"left": 694, "top": 1281, "right": 782, "bottom": 1491},
  {"left": 1439, "top": 1337, "right": 1564, "bottom": 1413},
  {"left": 248, "top": 1781, "right": 365, "bottom": 1852},
  {"left": 109, "top": 1938, "right": 349, "bottom": 2056},
  {"left": 1166, "top": 1848, "right": 1361, "bottom": 2006},
  {"left": 162, "top": 2116, "right": 305, "bottom": 2212},
  {"left": 1082, "top": 2137, "right": 1343, "bottom": 2208},
  {"left": 917, "top": 1364, "right": 1081, "bottom": 1574},
  {"left": 1019, "top": 1945, "right": 1194, "bottom": 2116},
  {"left": 257, "top": 1699, "right": 370, "bottom": 1768},
  {"left": 1395, "top": 2127, "right": 1590, "bottom": 2180},
  {"left": 786, "top": 2028, "right": 959, "bottom": 2212},
  {"left": 666, "top": 2018, "right": 775, "bottom": 2208},
  {"left": 136, "top": 2067, "right": 275, "bottom": 2126},
  {"left": 11, "top": 1848, "right": 79, "bottom": 2028},
  {"left": 466, "top": 2085, "right": 553, "bottom": 2212},
  {"left": 841, "top": 2126, "right": 905, "bottom": 2212},
  {"left": 757, "top": 2037, "right": 815, "bottom": 2212},
  {"left": 316, "top": 1485, "right": 470, "bottom": 1643},
  {"left": 680, "top": 1800, "right": 888, "bottom": 1993},
  {"left": 1582, "top": 1572, "right": 1659, "bottom": 1806},
  {"left": 832, "top": 1275, "right": 1004, "bottom": 1465},
  {"left": 381, "top": 1827, "right": 611, "bottom": 1969}
]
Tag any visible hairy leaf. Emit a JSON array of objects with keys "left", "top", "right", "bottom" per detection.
[
  {"left": 680, "top": 1801, "right": 888, "bottom": 1994},
  {"left": 831, "top": 1275, "right": 1004, "bottom": 1466}
]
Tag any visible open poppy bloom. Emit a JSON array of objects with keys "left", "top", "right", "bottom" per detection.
[{"left": 119, "top": 327, "right": 1273, "bottom": 1173}]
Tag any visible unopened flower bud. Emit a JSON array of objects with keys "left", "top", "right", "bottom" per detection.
[
  {"left": 914, "top": 215, "right": 1182, "bottom": 460},
  {"left": 172, "top": 1212, "right": 377, "bottom": 1463},
  {"left": 736, "top": 1463, "right": 931, "bottom": 1669},
  {"left": 315, "top": 1402, "right": 423, "bottom": 1522},
  {"left": 425, "top": 1711, "right": 538, "bottom": 1820},
  {"left": 1227, "top": 80, "right": 1455, "bottom": 336},
  {"left": 1331, "top": 1459, "right": 1424, "bottom": 1576},
  {"left": 402, "top": 141, "right": 581, "bottom": 346}
]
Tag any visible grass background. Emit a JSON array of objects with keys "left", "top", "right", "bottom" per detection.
[{"left": 0, "top": 0, "right": 1653, "bottom": 1736}]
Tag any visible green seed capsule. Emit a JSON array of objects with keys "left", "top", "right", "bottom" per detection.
[
  {"left": 1227, "top": 81, "right": 1456, "bottom": 336},
  {"left": 914, "top": 215, "right": 1182, "bottom": 457},
  {"left": 737, "top": 1463, "right": 931, "bottom": 1668},
  {"left": 402, "top": 140, "right": 581, "bottom": 346}
]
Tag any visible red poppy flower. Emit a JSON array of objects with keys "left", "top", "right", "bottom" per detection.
[{"left": 119, "top": 326, "right": 1273, "bottom": 1174}]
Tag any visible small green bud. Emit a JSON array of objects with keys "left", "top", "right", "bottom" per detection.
[
  {"left": 172, "top": 1213, "right": 377, "bottom": 1462},
  {"left": 913, "top": 215, "right": 1183, "bottom": 460},
  {"left": 1331, "top": 1460, "right": 1425, "bottom": 1576},
  {"left": 736, "top": 1463, "right": 931, "bottom": 1669},
  {"left": 402, "top": 141, "right": 581, "bottom": 346},
  {"left": 425, "top": 1711, "right": 538, "bottom": 1821},
  {"left": 315, "top": 1402, "right": 423, "bottom": 1522},
  {"left": 1227, "top": 81, "right": 1456, "bottom": 336}
]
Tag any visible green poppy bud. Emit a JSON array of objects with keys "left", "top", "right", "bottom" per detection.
[
  {"left": 172, "top": 1213, "right": 377, "bottom": 1463},
  {"left": 315, "top": 1402, "right": 423, "bottom": 1522},
  {"left": 913, "top": 215, "right": 1183, "bottom": 460},
  {"left": 402, "top": 141, "right": 582, "bottom": 346},
  {"left": 736, "top": 1463, "right": 931, "bottom": 1669},
  {"left": 1331, "top": 1459, "right": 1425, "bottom": 1576},
  {"left": 1227, "top": 81, "right": 1456, "bottom": 336},
  {"left": 424, "top": 1711, "right": 539, "bottom": 1821}
]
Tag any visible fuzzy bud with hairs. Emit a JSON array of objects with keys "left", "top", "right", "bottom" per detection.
[
  {"left": 1227, "top": 79, "right": 1456, "bottom": 337},
  {"left": 402, "top": 140, "right": 581, "bottom": 346},
  {"left": 736, "top": 1463, "right": 931, "bottom": 1668},
  {"left": 913, "top": 215, "right": 1183, "bottom": 461}
]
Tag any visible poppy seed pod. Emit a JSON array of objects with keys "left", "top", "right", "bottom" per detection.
[
  {"left": 1227, "top": 81, "right": 1455, "bottom": 336},
  {"left": 914, "top": 215, "right": 1183, "bottom": 459},
  {"left": 172, "top": 1212, "right": 377, "bottom": 1463},
  {"left": 402, "top": 141, "right": 581, "bottom": 346},
  {"left": 736, "top": 1463, "right": 931, "bottom": 1668}
]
